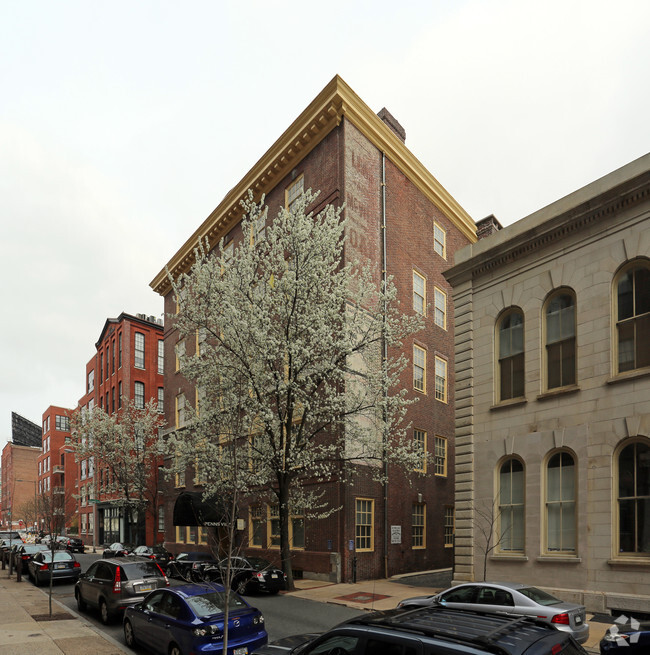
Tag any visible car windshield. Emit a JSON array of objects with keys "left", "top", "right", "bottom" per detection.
[
  {"left": 121, "top": 562, "right": 164, "bottom": 580},
  {"left": 518, "top": 586, "right": 561, "bottom": 606},
  {"left": 43, "top": 552, "right": 74, "bottom": 562},
  {"left": 245, "top": 557, "right": 271, "bottom": 570},
  {"left": 186, "top": 590, "right": 247, "bottom": 617}
]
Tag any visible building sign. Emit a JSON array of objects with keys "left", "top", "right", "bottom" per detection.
[{"left": 391, "top": 525, "right": 402, "bottom": 544}]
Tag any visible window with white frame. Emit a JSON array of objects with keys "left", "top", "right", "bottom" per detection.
[
  {"left": 434, "top": 222, "right": 446, "bottom": 259},
  {"left": 545, "top": 291, "right": 576, "bottom": 389},
  {"left": 414, "top": 429, "right": 426, "bottom": 472},
  {"left": 434, "top": 356, "right": 447, "bottom": 402},
  {"left": 444, "top": 506, "right": 455, "bottom": 547},
  {"left": 135, "top": 332, "right": 145, "bottom": 369},
  {"left": 434, "top": 287, "right": 446, "bottom": 329},
  {"left": 615, "top": 261, "right": 650, "bottom": 373},
  {"left": 134, "top": 381, "right": 145, "bottom": 409},
  {"left": 498, "top": 309, "right": 525, "bottom": 401},
  {"left": 157, "top": 387, "right": 164, "bottom": 413},
  {"left": 286, "top": 176, "right": 304, "bottom": 211},
  {"left": 617, "top": 439, "right": 650, "bottom": 555},
  {"left": 413, "top": 271, "right": 426, "bottom": 316},
  {"left": 157, "top": 340, "right": 164, "bottom": 375},
  {"left": 413, "top": 345, "right": 426, "bottom": 393},
  {"left": 498, "top": 458, "right": 525, "bottom": 552},
  {"left": 545, "top": 451, "right": 576, "bottom": 553}
]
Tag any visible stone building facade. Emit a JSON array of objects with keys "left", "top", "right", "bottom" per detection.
[{"left": 445, "top": 153, "right": 650, "bottom": 615}]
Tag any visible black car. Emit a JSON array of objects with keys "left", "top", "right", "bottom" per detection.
[
  {"left": 133, "top": 545, "right": 174, "bottom": 568},
  {"left": 56, "top": 536, "right": 85, "bottom": 553},
  {"left": 102, "top": 542, "right": 134, "bottom": 558},
  {"left": 207, "top": 556, "right": 286, "bottom": 595},
  {"left": 252, "top": 605, "right": 588, "bottom": 655},
  {"left": 166, "top": 551, "right": 218, "bottom": 581},
  {"left": 13, "top": 543, "right": 49, "bottom": 570}
]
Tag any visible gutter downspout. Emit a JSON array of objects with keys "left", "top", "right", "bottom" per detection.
[{"left": 381, "top": 152, "right": 389, "bottom": 580}]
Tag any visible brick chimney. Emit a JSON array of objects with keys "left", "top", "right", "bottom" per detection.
[
  {"left": 476, "top": 214, "right": 502, "bottom": 240},
  {"left": 377, "top": 108, "right": 406, "bottom": 143}
]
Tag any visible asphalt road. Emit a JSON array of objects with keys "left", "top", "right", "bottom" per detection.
[{"left": 29, "top": 550, "right": 363, "bottom": 651}]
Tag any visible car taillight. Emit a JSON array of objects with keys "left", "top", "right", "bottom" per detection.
[
  {"left": 551, "top": 644, "right": 562, "bottom": 655},
  {"left": 551, "top": 613, "right": 570, "bottom": 625},
  {"left": 113, "top": 566, "right": 122, "bottom": 593},
  {"left": 148, "top": 554, "right": 156, "bottom": 559},
  {"left": 192, "top": 624, "right": 221, "bottom": 636},
  {"left": 73, "top": 561, "right": 81, "bottom": 568},
  {"left": 21, "top": 555, "right": 29, "bottom": 561},
  {"left": 255, "top": 572, "right": 265, "bottom": 581},
  {"left": 39, "top": 563, "right": 49, "bottom": 571}
]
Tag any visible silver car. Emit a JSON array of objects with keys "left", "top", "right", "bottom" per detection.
[
  {"left": 398, "top": 581, "right": 589, "bottom": 644},
  {"left": 75, "top": 556, "right": 169, "bottom": 624}
]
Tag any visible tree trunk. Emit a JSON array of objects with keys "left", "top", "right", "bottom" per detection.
[{"left": 278, "top": 480, "right": 294, "bottom": 591}]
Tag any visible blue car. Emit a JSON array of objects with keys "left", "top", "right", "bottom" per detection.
[
  {"left": 123, "top": 582, "right": 267, "bottom": 655},
  {"left": 600, "top": 618, "right": 650, "bottom": 654}
]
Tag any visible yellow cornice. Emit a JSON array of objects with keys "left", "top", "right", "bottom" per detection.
[{"left": 151, "top": 75, "right": 476, "bottom": 295}]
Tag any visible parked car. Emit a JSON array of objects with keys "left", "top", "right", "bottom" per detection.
[
  {"left": 27, "top": 550, "right": 81, "bottom": 586},
  {"left": 56, "top": 536, "right": 85, "bottom": 553},
  {"left": 123, "top": 582, "right": 267, "bottom": 655},
  {"left": 206, "top": 556, "right": 286, "bottom": 595},
  {"left": 397, "top": 581, "right": 589, "bottom": 644},
  {"left": 252, "top": 605, "right": 588, "bottom": 655},
  {"left": 75, "top": 556, "right": 169, "bottom": 624},
  {"left": 166, "top": 551, "right": 218, "bottom": 581},
  {"left": 132, "top": 545, "right": 174, "bottom": 568},
  {"left": 600, "top": 618, "right": 650, "bottom": 654},
  {"left": 102, "top": 542, "right": 134, "bottom": 558},
  {"left": 13, "top": 543, "right": 48, "bottom": 569}
]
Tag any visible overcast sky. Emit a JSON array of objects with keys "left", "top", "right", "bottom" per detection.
[{"left": 2, "top": 0, "right": 649, "bottom": 448}]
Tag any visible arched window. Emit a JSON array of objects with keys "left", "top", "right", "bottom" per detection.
[
  {"left": 498, "top": 310, "right": 524, "bottom": 401},
  {"left": 617, "top": 440, "right": 650, "bottom": 555},
  {"left": 545, "top": 451, "right": 576, "bottom": 553},
  {"left": 544, "top": 291, "right": 576, "bottom": 390},
  {"left": 498, "top": 458, "right": 525, "bottom": 552},
  {"left": 615, "top": 261, "right": 650, "bottom": 373}
]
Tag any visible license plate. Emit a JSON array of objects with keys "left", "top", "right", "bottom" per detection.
[
  {"left": 575, "top": 615, "right": 582, "bottom": 624},
  {"left": 234, "top": 648, "right": 248, "bottom": 655},
  {"left": 55, "top": 563, "right": 66, "bottom": 569},
  {"left": 138, "top": 584, "right": 154, "bottom": 592},
  {"left": 271, "top": 574, "right": 278, "bottom": 578}
]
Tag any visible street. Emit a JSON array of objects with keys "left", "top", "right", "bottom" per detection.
[{"left": 29, "top": 551, "right": 363, "bottom": 651}]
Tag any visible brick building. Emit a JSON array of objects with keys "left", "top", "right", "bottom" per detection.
[
  {"left": 1, "top": 413, "right": 41, "bottom": 529},
  {"left": 444, "top": 154, "right": 650, "bottom": 615},
  {"left": 151, "top": 76, "right": 477, "bottom": 581},
  {"left": 75, "top": 312, "right": 165, "bottom": 548},
  {"left": 37, "top": 406, "right": 75, "bottom": 534}
]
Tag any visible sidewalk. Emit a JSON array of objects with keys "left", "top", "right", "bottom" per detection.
[
  {"left": 0, "top": 569, "right": 609, "bottom": 654},
  {"left": 0, "top": 573, "right": 127, "bottom": 654}
]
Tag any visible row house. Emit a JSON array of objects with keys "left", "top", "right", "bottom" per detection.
[
  {"left": 151, "top": 76, "right": 477, "bottom": 581},
  {"left": 73, "top": 312, "right": 165, "bottom": 547}
]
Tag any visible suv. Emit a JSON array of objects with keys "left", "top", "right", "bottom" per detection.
[
  {"left": 253, "top": 606, "right": 588, "bottom": 655},
  {"left": 75, "top": 556, "right": 169, "bottom": 624}
]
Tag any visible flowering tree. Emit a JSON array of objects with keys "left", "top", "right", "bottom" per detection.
[
  {"left": 166, "top": 189, "right": 423, "bottom": 589},
  {"left": 70, "top": 399, "right": 165, "bottom": 545}
]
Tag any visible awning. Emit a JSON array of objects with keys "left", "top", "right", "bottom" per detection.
[{"left": 172, "top": 491, "right": 230, "bottom": 527}]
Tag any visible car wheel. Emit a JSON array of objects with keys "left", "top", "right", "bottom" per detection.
[
  {"left": 76, "top": 589, "right": 87, "bottom": 612},
  {"left": 236, "top": 578, "right": 248, "bottom": 595},
  {"left": 169, "top": 643, "right": 182, "bottom": 655},
  {"left": 99, "top": 599, "right": 112, "bottom": 625},
  {"left": 34, "top": 573, "right": 41, "bottom": 587},
  {"left": 124, "top": 619, "right": 136, "bottom": 648}
]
